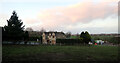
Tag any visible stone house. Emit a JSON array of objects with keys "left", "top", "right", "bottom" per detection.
[{"left": 42, "top": 32, "right": 66, "bottom": 44}]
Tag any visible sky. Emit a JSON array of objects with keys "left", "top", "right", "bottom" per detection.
[{"left": 0, "top": 0, "right": 119, "bottom": 34}]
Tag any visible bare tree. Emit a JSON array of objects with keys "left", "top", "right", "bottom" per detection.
[
  {"left": 66, "top": 32, "right": 71, "bottom": 38},
  {"left": 25, "top": 27, "right": 33, "bottom": 31},
  {"left": 40, "top": 27, "right": 46, "bottom": 33}
]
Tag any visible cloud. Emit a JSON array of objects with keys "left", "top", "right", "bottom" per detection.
[
  {"left": 23, "top": 1, "right": 117, "bottom": 32},
  {"left": 0, "top": 13, "right": 9, "bottom": 26},
  {"left": 24, "top": 18, "right": 40, "bottom": 24},
  {"left": 37, "top": 1, "right": 117, "bottom": 29}
]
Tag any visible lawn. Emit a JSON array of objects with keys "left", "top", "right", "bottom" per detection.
[{"left": 2, "top": 45, "right": 118, "bottom": 62}]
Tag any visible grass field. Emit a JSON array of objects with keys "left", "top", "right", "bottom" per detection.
[{"left": 2, "top": 45, "right": 118, "bottom": 62}]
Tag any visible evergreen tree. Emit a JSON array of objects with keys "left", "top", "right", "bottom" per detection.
[
  {"left": 80, "top": 31, "right": 91, "bottom": 44},
  {"left": 80, "top": 31, "right": 85, "bottom": 38},
  {"left": 80, "top": 31, "right": 85, "bottom": 44},
  {"left": 4, "top": 11, "right": 25, "bottom": 42},
  {"left": 84, "top": 31, "right": 91, "bottom": 44}
]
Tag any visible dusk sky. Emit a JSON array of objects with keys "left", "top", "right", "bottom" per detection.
[{"left": 0, "top": 0, "right": 118, "bottom": 34}]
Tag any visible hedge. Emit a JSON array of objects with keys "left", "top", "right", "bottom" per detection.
[
  {"left": 56, "top": 39, "right": 84, "bottom": 45},
  {"left": 29, "top": 36, "right": 42, "bottom": 41}
]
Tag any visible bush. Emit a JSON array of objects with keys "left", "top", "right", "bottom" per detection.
[{"left": 56, "top": 39, "right": 84, "bottom": 45}]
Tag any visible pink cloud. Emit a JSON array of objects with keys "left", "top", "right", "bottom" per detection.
[
  {"left": 38, "top": 2, "right": 117, "bottom": 24},
  {"left": 25, "top": 1, "right": 118, "bottom": 31},
  {"left": 24, "top": 18, "right": 39, "bottom": 24}
]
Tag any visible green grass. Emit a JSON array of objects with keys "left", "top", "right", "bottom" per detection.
[
  {"left": 70, "top": 35, "right": 80, "bottom": 39},
  {"left": 2, "top": 45, "right": 118, "bottom": 61}
]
